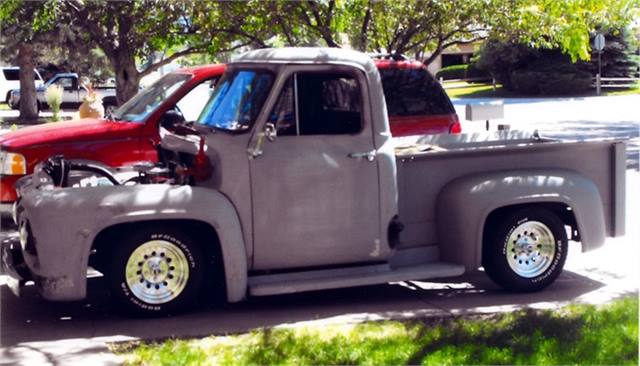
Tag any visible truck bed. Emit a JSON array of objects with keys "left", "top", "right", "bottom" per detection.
[{"left": 395, "top": 133, "right": 626, "bottom": 250}]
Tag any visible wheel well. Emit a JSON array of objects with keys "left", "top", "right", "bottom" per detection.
[
  {"left": 483, "top": 202, "right": 579, "bottom": 250},
  {"left": 90, "top": 220, "right": 226, "bottom": 296}
]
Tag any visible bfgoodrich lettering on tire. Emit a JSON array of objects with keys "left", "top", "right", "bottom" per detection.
[
  {"left": 108, "top": 226, "right": 204, "bottom": 316},
  {"left": 483, "top": 207, "right": 568, "bottom": 292}
]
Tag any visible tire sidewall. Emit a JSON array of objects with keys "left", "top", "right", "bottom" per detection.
[
  {"left": 487, "top": 208, "right": 568, "bottom": 291},
  {"left": 109, "top": 227, "right": 204, "bottom": 316}
]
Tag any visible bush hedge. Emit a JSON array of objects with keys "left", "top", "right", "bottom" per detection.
[
  {"left": 510, "top": 59, "right": 592, "bottom": 95},
  {"left": 435, "top": 64, "right": 467, "bottom": 80},
  {"left": 435, "top": 63, "right": 490, "bottom": 81}
]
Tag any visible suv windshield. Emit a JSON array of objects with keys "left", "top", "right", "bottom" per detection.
[
  {"left": 113, "top": 73, "right": 191, "bottom": 122},
  {"left": 197, "top": 69, "right": 274, "bottom": 133},
  {"left": 379, "top": 68, "right": 454, "bottom": 116}
]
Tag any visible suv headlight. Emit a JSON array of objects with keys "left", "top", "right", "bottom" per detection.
[{"left": 0, "top": 151, "right": 27, "bottom": 175}]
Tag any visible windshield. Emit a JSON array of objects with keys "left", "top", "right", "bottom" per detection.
[
  {"left": 197, "top": 69, "right": 274, "bottom": 132},
  {"left": 113, "top": 73, "right": 191, "bottom": 122}
]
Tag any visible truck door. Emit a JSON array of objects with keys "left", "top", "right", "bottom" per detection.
[{"left": 249, "top": 68, "right": 384, "bottom": 270}]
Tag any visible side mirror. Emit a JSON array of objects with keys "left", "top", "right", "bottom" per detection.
[
  {"left": 160, "top": 109, "right": 186, "bottom": 130},
  {"left": 248, "top": 123, "right": 277, "bottom": 160}
]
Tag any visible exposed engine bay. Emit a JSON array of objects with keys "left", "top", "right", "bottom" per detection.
[{"left": 38, "top": 128, "right": 209, "bottom": 189}]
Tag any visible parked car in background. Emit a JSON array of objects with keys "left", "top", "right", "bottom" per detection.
[
  {"left": 8, "top": 73, "right": 118, "bottom": 114},
  {"left": 373, "top": 56, "right": 461, "bottom": 136},
  {"left": 0, "top": 65, "right": 226, "bottom": 214},
  {"left": 0, "top": 67, "right": 44, "bottom": 103}
]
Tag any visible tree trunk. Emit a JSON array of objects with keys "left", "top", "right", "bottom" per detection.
[
  {"left": 421, "top": 46, "right": 444, "bottom": 68},
  {"left": 113, "top": 54, "right": 141, "bottom": 105},
  {"left": 17, "top": 44, "right": 39, "bottom": 121}
]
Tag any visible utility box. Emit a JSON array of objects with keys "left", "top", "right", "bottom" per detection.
[
  {"left": 465, "top": 102, "right": 504, "bottom": 121},
  {"left": 465, "top": 102, "right": 505, "bottom": 131}
]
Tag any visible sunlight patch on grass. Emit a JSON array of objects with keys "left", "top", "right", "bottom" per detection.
[
  {"left": 116, "top": 296, "right": 639, "bottom": 366},
  {"left": 444, "top": 83, "right": 505, "bottom": 98}
]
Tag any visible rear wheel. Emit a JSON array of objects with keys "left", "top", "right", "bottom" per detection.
[
  {"left": 108, "top": 226, "right": 205, "bottom": 316},
  {"left": 483, "top": 208, "right": 568, "bottom": 292}
]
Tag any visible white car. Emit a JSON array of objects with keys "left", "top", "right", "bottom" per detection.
[
  {"left": 8, "top": 73, "right": 117, "bottom": 113},
  {"left": 0, "top": 67, "right": 44, "bottom": 103}
]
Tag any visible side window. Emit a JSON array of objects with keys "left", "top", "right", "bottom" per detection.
[
  {"left": 3, "top": 69, "right": 19, "bottom": 81},
  {"left": 267, "top": 78, "right": 296, "bottom": 136},
  {"left": 54, "top": 77, "right": 75, "bottom": 90},
  {"left": 176, "top": 78, "right": 218, "bottom": 122},
  {"left": 298, "top": 73, "right": 361, "bottom": 135},
  {"left": 268, "top": 72, "right": 362, "bottom": 136}
]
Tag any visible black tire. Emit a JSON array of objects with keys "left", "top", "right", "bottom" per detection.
[
  {"left": 108, "top": 226, "right": 205, "bottom": 316},
  {"left": 103, "top": 102, "right": 117, "bottom": 117},
  {"left": 483, "top": 207, "right": 568, "bottom": 292}
]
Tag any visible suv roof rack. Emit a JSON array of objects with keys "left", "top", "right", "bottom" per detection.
[{"left": 369, "top": 53, "right": 408, "bottom": 61}]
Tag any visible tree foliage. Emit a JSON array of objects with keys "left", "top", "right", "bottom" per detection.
[
  {"left": 0, "top": 0, "right": 58, "bottom": 120},
  {"left": 3, "top": 0, "right": 639, "bottom": 106}
]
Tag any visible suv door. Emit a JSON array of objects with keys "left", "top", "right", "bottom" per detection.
[{"left": 249, "top": 67, "right": 386, "bottom": 270}]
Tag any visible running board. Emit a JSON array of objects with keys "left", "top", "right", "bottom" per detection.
[{"left": 248, "top": 262, "right": 465, "bottom": 297}]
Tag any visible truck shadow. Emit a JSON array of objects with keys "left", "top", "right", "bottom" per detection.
[{"left": 0, "top": 269, "right": 613, "bottom": 347}]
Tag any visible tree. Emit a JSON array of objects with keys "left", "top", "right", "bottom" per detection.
[
  {"left": 578, "top": 28, "right": 639, "bottom": 77},
  {"left": 57, "top": 0, "right": 251, "bottom": 105},
  {"left": 343, "top": 0, "right": 639, "bottom": 65},
  {"left": 0, "top": 0, "right": 57, "bottom": 120}
]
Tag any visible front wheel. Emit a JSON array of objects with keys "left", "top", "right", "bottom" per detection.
[
  {"left": 108, "top": 227, "right": 205, "bottom": 316},
  {"left": 483, "top": 208, "right": 568, "bottom": 292}
]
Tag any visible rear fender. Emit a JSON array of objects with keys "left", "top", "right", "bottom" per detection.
[{"left": 436, "top": 169, "right": 605, "bottom": 270}]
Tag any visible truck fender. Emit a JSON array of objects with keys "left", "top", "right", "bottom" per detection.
[
  {"left": 435, "top": 169, "right": 605, "bottom": 270},
  {"left": 90, "top": 185, "right": 249, "bottom": 303}
]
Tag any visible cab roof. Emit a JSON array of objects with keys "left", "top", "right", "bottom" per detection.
[{"left": 232, "top": 47, "right": 377, "bottom": 73}]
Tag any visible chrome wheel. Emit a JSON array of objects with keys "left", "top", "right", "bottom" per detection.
[
  {"left": 125, "top": 240, "right": 190, "bottom": 304},
  {"left": 505, "top": 221, "right": 556, "bottom": 278}
]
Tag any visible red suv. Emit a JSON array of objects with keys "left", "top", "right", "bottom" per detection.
[
  {"left": 374, "top": 57, "right": 461, "bottom": 136},
  {"left": 0, "top": 59, "right": 459, "bottom": 212}
]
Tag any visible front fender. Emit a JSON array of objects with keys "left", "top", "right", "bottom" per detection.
[
  {"left": 19, "top": 183, "right": 248, "bottom": 302},
  {"left": 436, "top": 169, "right": 605, "bottom": 270}
]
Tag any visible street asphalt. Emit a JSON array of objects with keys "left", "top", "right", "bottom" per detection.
[{"left": 0, "top": 95, "right": 638, "bottom": 365}]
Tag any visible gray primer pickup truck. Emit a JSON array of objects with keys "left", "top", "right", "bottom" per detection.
[{"left": 4, "top": 48, "right": 626, "bottom": 316}]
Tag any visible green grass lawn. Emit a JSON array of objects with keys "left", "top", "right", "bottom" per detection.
[
  {"left": 0, "top": 103, "right": 10, "bottom": 111},
  {"left": 115, "top": 296, "right": 638, "bottom": 366}
]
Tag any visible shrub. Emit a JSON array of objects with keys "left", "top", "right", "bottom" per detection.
[
  {"left": 45, "top": 84, "right": 63, "bottom": 122},
  {"left": 466, "top": 61, "right": 491, "bottom": 81},
  {"left": 511, "top": 70, "right": 540, "bottom": 94},
  {"left": 538, "top": 71, "right": 592, "bottom": 95},
  {"left": 435, "top": 64, "right": 467, "bottom": 80}
]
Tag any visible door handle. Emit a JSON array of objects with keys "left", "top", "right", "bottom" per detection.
[{"left": 348, "top": 150, "right": 377, "bottom": 162}]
